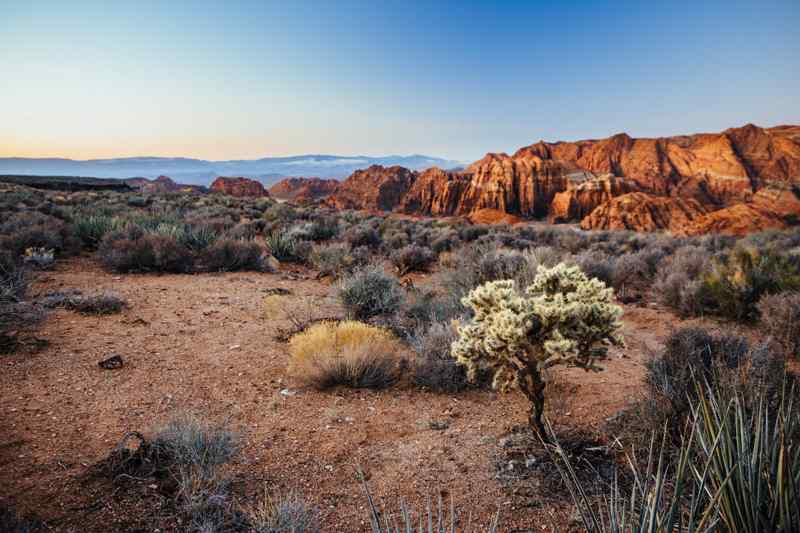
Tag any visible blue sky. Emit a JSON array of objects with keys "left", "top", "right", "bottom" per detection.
[{"left": 1, "top": 0, "right": 798, "bottom": 161}]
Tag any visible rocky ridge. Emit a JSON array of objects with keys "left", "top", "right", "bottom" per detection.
[{"left": 326, "top": 124, "right": 800, "bottom": 235}]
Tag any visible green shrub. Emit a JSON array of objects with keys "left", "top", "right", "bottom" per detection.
[
  {"left": 698, "top": 247, "right": 800, "bottom": 321},
  {"left": 337, "top": 265, "right": 403, "bottom": 320}
]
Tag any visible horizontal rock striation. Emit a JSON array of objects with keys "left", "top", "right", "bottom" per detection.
[{"left": 324, "top": 124, "right": 800, "bottom": 234}]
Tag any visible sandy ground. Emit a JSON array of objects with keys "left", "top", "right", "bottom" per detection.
[{"left": 1, "top": 258, "right": 718, "bottom": 532}]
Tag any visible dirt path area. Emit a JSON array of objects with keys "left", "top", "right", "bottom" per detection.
[{"left": 0, "top": 258, "right": 713, "bottom": 532}]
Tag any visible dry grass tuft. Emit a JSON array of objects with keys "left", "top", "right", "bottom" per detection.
[{"left": 288, "top": 321, "right": 403, "bottom": 389}]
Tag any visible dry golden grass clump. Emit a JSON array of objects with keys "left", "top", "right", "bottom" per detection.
[{"left": 288, "top": 320, "right": 403, "bottom": 390}]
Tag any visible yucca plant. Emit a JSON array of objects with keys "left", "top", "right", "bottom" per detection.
[
  {"left": 182, "top": 224, "right": 220, "bottom": 251},
  {"left": 73, "top": 214, "right": 119, "bottom": 248},
  {"left": 266, "top": 230, "right": 299, "bottom": 262},
  {"left": 557, "top": 377, "right": 799, "bottom": 532},
  {"left": 692, "top": 382, "right": 799, "bottom": 532}
]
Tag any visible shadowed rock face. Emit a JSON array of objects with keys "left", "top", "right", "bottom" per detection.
[
  {"left": 268, "top": 177, "right": 339, "bottom": 202},
  {"left": 326, "top": 165, "right": 416, "bottom": 211},
  {"left": 210, "top": 176, "right": 269, "bottom": 197},
  {"left": 548, "top": 175, "right": 641, "bottom": 223},
  {"left": 325, "top": 124, "right": 800, "bottom": 234}
]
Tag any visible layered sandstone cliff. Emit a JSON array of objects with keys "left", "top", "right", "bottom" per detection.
[{"left": 324, "top": 124, "right": 800, "bottom": 235}]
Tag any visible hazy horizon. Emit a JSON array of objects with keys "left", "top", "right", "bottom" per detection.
[{"left": 2, "top": 0, "right": 799, "bottom": 162}]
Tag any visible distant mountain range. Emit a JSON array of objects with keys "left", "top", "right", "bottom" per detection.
[{"left": 0, "top": 154, "right": 463, "bottom": 186}]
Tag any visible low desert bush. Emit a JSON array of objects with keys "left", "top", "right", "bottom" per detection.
[
  {"left": 309, "top": 242, "right": 358, "bottom": 278},
  {"left": 337, "top": 266, "right": 404, "bottom": 320},
  {"left": 610, "top": 327, "right": 786, "bottom": 449},
  {"left": 410, "top": 321, "right": 469, "bottom": 393},
  {"left": 390, "top": 244, "right": 435, "bottom": 275},
  {"left": 66, "top": 291, "right": 127, "bottom": 315},
  {"left": 147, "top": 416, "right": 239, "bottom": 530},
  {"left": 652, "top": 245, "right": 709, "bottom": 316},
  {"left": 0, "top": 211, "right": 73, "bottom": 256},
  {"left": 571, "top": 251, "right": 615, "bottom": 286},
  {"left": 344, "top": 224, "right": 382, "bottom": 249},
  {"left": 306, "top": 215, "right": 339, "bottom": 242},
  {"left": 1, "top": 251, "right": 28, "bottom": 304},
  {"left": 248, "top": 491, "right": 319, "bottom": 533},
  {"left": 202, "top": 238, "right": 271, "bottom": 272},
  {"left": 758, "top": 292, "right": 800, "bottom": 358},
  {"left": 288, "top": 321, "right": 402, "bottom": 389},
  {"left": 98, "top": 228, "right": 195, "bottom": 273},
  {"left": 0, "top": 252, "right": 43, "bottom": 351},
  {"left": 697, "top": 247, "right": 800, "bottom": 321}
]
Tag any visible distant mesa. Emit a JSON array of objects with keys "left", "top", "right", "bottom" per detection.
[
  {"left": 210, "top": 176, "right": 270, "bottom": 197},
  {"left": 268, "top": 177, "right": 339, "bottom": 202},
  {"left": 326, "top": 124, "right": 800, "bottom": 235}
]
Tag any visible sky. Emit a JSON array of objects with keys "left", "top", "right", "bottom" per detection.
[{"left": 1, "top": 0, "right": 798, "bottom": 162}]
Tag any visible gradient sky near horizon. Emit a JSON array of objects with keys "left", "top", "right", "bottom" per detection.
[{"left": 2, "top": 0, "right": 799, "bottom": 162}]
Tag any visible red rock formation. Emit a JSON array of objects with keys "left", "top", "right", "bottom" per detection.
[
  {"left": 467, "top": 208, "right": 526, "bottom": 225},
  {"left": 326, "top": 165, "right": 415, "bottom": 211},
  {"left": 580, "top": 192, "right": 709, "bottom": 232},
  {"left": 268, "top": 177, "right": 339, "bottom": 202},
  {"left": 678, "top": 204, "right": 786, "bottom": 236},
  {"left": 548, "top": 175, "right": 640, "bottom": 223},
  {"left": 210, "top": 176, "right": 269, "bottom": 197},
  {"left": 399, "top": 167, "right": 471, "bottom": 215},
  {"left": 325, "top": 124, "right": 800, "bottom": 235}
]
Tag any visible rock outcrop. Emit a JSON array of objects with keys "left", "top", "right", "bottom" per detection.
[
  {"left": 548, "top": 175, "right": 640, "bottom": 223},
  {"left": 325, "top": 124, "right": 800, "bottom": 234},
  {"left": 210, "top": 177, "right": 269, "bottom": 197},
  {"left": 579, "top": 192, "right": 709, "bottom": 232},
  {"left": 326, "top": 165, "right": 415, "bottom": 211},
  {"left": 269, "top": 177, "right": 339, "bottom": 202}
]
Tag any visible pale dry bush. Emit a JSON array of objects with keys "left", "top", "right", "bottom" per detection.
[{"left": 288, "top": 321, "right": 403, "bottom": 389}]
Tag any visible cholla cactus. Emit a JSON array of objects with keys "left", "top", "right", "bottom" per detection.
[{"left": 452, "top": 263, "right": 624, "bottom": 436}]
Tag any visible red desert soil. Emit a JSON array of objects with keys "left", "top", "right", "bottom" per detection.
[{"left": 1, "top": 258, "right": 722, "bottom": 532}]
